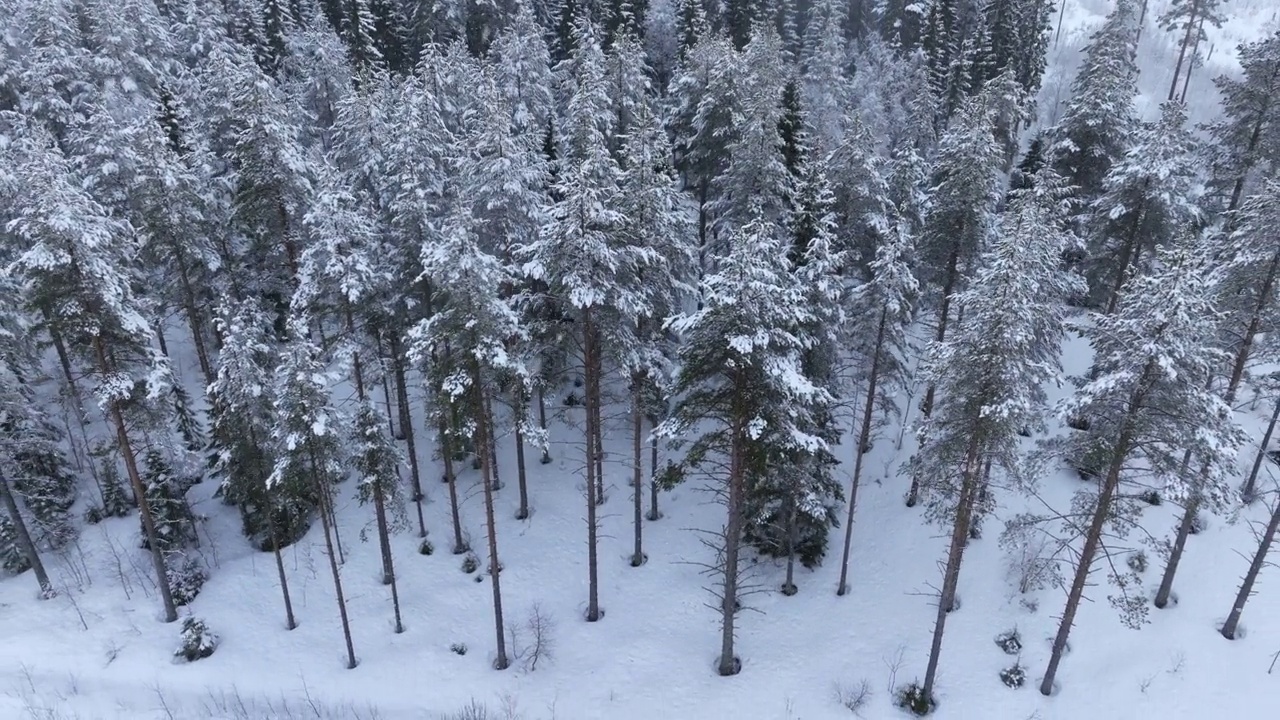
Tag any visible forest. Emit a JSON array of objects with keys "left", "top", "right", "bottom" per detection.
[{"left": 2, "top": 0, "right": 1280, "bottom": 717}]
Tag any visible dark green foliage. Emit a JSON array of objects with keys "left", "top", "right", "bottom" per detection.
[
  {"left": 0, "top": 514, "right": 31, "bottom": 574},
  {"left": 139, "top": 450, "right": 199, "bottom": 552},
  {"left": 1000, "top": 663, "right": 1026, "bottom": 688},
  {"left": 166, "top": 552, "right": 208, "bottom": 606},
  {"left": 174, "top": 617, "right": 218, "bottom": 662},
  {"left": 97, "top": 459, "right": 134, "bottom": 520},
  {"left": 995, "top": 628, "right": 1022, "bottom": 654},
  {"left": 895, "top": 682, "right": 935, "bottom": 715},
  {"left": 171, "top": 383, "right": 206, "bottom": 455}
]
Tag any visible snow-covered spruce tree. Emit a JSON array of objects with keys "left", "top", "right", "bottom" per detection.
[
  {"left": 837, "top": 213, "right": 919, "bottom": 597},
  {"left": 977, "top": 0, "right": 1053, "bottom": 98},
  {"left": 491, "top": 0, "right": 554, "bottom": 143},
  {"left": 906, "top": 168, "right": 1083, "bottom": 710},
  {"left": 522, "top": 16, "right": 632, "bottom": 621},
  {"left": 1159, "top": 0, "right": 1227, "bottom": 102},
  {"left": 1205, "top": 31, "right": 1280, "bottom": 215},
  {"left": 407, "top": 194, "right": 527, "bottom": 672},
  {"left": 1224, "top": 179, "right": 1280, "bottom": 501},
  {"left": 878, "top": 0, "right": 925, "bottom": 52},
  {"left": 1039, "top": 246, "right": 1244, "bottom": 696},
  {"left": 352, "top": 399, "right": 407, "bottom": 633},
  {"left": 615, "top": 97, "right": 695, "bottom": 567},
  {"left": 210, "top": 298, "right": 302, "bottom": 627},
  {"left": 1084, "top": 101, "right": 1200, "bottom": 314},
  {"left": 1046, "top": 0, "right": 1139, "bottom": 207},
  {"left": 3, "top": 121, "right": 180, "bottom": 623},
  {"left": 660, "top": 211, "right": 832, "bottom": 677},
  {"left": 270, "top": 321, "right": 357, "bottom": 668},
  {"left": 909, "top": 89, "right": 1007, "bottom": 485},
  {"left": 799, "top": 0, "right": 851, "bottom": 157},
  {"left": 825, "top": 117, "right": 896, "bottom": 278}
]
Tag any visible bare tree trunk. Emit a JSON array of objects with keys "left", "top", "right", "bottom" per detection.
[
  {"left": 910, "top": 248, "right": 960, "bottom": 507},
  {"left": 328, "top": 491, "right": 346, "bottom": 565},
  {"left": 1154, "top": 495, "right": 1199, "bottom": 608},
  {"left": 1221, "top": 495, "right": 1280, "bottom": 639},
  {"left": 537, "top": 384, "right": 551, "bottom": 464},
  {"left": 839, "top": 310, "right": 886, "bottom": 595},
  {"left": 1104, "top": 193, "right": 1149, "bottom": 316},
  {"left": 311, "top": 448, "right": 357, "bottom": 669},
  {"left": 1042, "top": 376, "right": 1151, "bottom": 695},
  {"left": 375, "top": 333, "right": 399, "bottom": 439},
  {"left": 392, "top": 335, "right": 427, "bottom": 537},
  {"left": 46, "top": 312, "right": 77, "bottom": 395},
  {"left": 95, "top": 338, "right": 177, "bottom": 623},
  {"left": 921, "top": 439, "right": 983, "bottom": 704},
  {"left": 514, "top": 386, "right": 530, "bottom": 520},
  {"left": 473, "top": 373, "right": 509, "bottom": 669},
  {"left": 647, "top": 414, "right": 661, "bottom": 521},
  {"left": 1225, "top": 248, "right": 1280, "bottom": 398},
  {"left": 1168, "top": 0, "right": 1201, "bottom": 101},
  {"left": 372, "top": 477, "right": 404, "bottom": 633},
  {"left": 718, "top": 414, "right": 746, "bottom": 676},
  {"left": 486, "top": 393, "right": 503, "bottom": 492},
  {"left": 584, "top": 310, "right": 602, "bottom": 621},
  {"left": 1179, "top": 13, "right": 1207, "bottom": 103},
  {"left": 155, "top": 318, "right": 170, "bottom": 357},
  {"left": 631, "top": 377, "right": 645, "bottom": 567},
  {"left": 1242, "top": 396, "right": 1280, "bottom": 503},
  {"left": 172, "top": 248, "right": 213, "bottom": 385},
  {"left": 440, "top": 413, "right": 467, "bottom": 554},
  {"left": 251, "top": 424, "right": 297, "bottom": 630},
  {"left": 781, "top": 491, "right": 798, "bottom": 595},
  {"left": 593, "top": 340, "right": 605, "bottom": 505},
  {"left": 0, "top": 472, "right": 54, "bottom": 597}
]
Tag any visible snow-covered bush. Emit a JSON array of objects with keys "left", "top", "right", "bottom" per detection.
[
  {"left": 0, "top": 514, "right": 31, "bottom": 573},
  {"left": 167, "top": 553, "right": 208, "bottom": 606},
  {"left": 995, "top": 628, "right": 1022, "bottom": 655},
  {"left": 1127, "top": 550, "right": 1148, "bottom": 573},
  {"left": 174, "top": 617, "right": 218, "bottom": 662},
  {"left": 461, "top": 553, "right": 479, "bottom": 574},
  {"left": 1000, "top": 663, "right": 1026, "bottom": 688},
  {"left": 894, "top": 681, "right": 934, "bottom": 716}
]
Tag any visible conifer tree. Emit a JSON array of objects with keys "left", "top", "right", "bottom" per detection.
[
  {"left": 1047, "top": 0, "right": 1140, "bottom": 205},
  {"left": 352, "top": 399, "right": 406, "bottom": 633},
  {"left": 908, "top": 168, "right": 1083, "bottom": 707},
  {"left": 1206, "top": 31, "right": 1280, "bottom": 214},
  {"left": 270, "top": 322, "right": 357, "bottom": 668},
  {"left": 1040, "top": 246, "right": 1243, "bottom": 695},
  {"left": 1160, "top": 0, "right": 1227, "bottom": 102},
  {"left": 661, "top": 212, "right": 831, "bottom": 676}
]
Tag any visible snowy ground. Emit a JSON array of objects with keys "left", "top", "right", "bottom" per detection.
[{"left": 5, "top": 3, "right": 1280, "bottom": 719}]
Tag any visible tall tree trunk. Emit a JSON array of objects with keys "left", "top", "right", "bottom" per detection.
[
  {"left": 0, "top": 472, "right": 54, "bottom": 597},
  {"left": 473, "top": 371, "right": 509, "bottom": 669},
  {"left": 839, "top": 310, "right": 886, "bottom": 596},
  {"left": 593, "top": 331, "right": 605, "bottom": 505},
  {"left": 45, "top": 311, "right": 77, "bottom": 395},
  {"left": 584, "top": 310, "right": 602, "bottom": 622},
  {"left": 1221, "top": 495, "right": 1280, "bottom": 639},
  {"left": 537, "top": 384, "right": 551, "bottom": 464},
  {"left": 718, "top": 413, "right": 746, "bottom": 676},
  {"left": 1042, "top": 374, "right": 1151, "bottom": 695},
  {"left": 1179, "top": 13, "right": 1207, "bottom": 103},
  {"left": 392, "top": 336, "right": 427, "bottom": 537},
  {"left": 648, "top": 414, "right": 661, "bottom": 520},
  {"left": 372, "top": 477, "right": 404, "bottom": 633},
  {"left": 486, "top": 393, "right": 503, "bottom": 491},
  {"left": 251, "top": 424, "right": 297, "bottom": 630},
  {"left": 631, "top": 376, "right": 645, "bottom": 567},
  {"left": 781, "top": 490, "right": 798, "bottom": 595},
  {"left": 328, "top": 491, "right": 346, "bottom": 565},
  {"left": 346, "top": 307, "right": 366, "bottom": 401},
  {"left": 95, "top": 338, "right": 177, "bottom": 623},
  {"left": 1104, "top": 194, "right": 1149, "bottom": 316},
  {"left": 375, "top": 333, "right": 399, "bottom": 439},
  {"left": 920, "top": 438, "right": 983, "bottom": 704},
  {"left": 1227, "top": 82, "right": 1275, "bottom": 213},
  {"left": 172, "top": 247, "right": 213, "bottom": 385},
  {"left": 155, "top": 318, "right": 169, "bottom": 357},
  {"left": 1154, "top": 495, "right": 1199, "bottom": 608},
  {"left": 1225, "top": 248, "right": 1280, "bottom": 398},
  {"left": 514, "top": 392, "right": 530, "bottom": 519},
  {"left": 310, "top": 447, "right": 357, "bottom": 669},
  {"left": 910, "top": 247, "right": 960, "bottom": 506},
  {"left": 1168, "top": 0, "right": 1201, "bottom": 101},
  {"left": 1243, "top": 396, "right": 1280, "bottom": 503},
  {"left": 440, "top": 412, "right": 467, "bottom": 554}
]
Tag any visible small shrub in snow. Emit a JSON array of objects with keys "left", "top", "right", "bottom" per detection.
[
  {"left": 994, "top": 628, "right": 1022, "bottom": 655},
  {"left": 834, "top": 679, "right": 872, "bottom": 715},
  {"left": 167, "top": 554, "right": 208, "bottom": 606},
  {"left": 175, "top": 617, "right": 218, "bottom": 662},
  {"left": 461, "top": 553, "right": 479, "bottom": 574},
  {"left": 894, "top": 682, "right": 934, "bottom": 716},
  {"left": 1189, "top": 513, "right": 1207, "bottom": 535},
  {"left": 1127, "top": 551, "right": 1148, "bottom": 573},
  {"left": 999, "top": 663, "right": 1026, "bottom": 688},
  {"left": 0, "top": 514, "right": 31, "bottom": 574},
  {"left": 419, "top": 539, "right": 435, "bottom": 556},
  {"left": 1139, "top": 489, "right": 1161, "bottom": 506},
  {"left": 450, "top": 642, "right": 467, "bottom": 656}
]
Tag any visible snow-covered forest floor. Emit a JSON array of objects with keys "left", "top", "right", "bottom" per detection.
[{"left": 4, "top": 2, "right": 1280, "bottom": 719}]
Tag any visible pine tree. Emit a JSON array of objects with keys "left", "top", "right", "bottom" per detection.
[
  {"left": 1040, "top": 246, "right": 1243, "bottom": 695},
  {"left": 837, "top": 209, "right": 918, "bottom": 596},
  {"left": 1221, "top": 492, "right": 1280, "bottom": 640},
  {"left": 910, "top": 90, "right": 1007, "bottom": 471},
  {"left": 1205, "top": 31, "right": 1280, "bottom": 214},
  {"left": 352, "top": 399, "right": 407, "bottom": 633},
  {"left": 878, "top": 0, "right": 925, "bottom": 52},
  {"left": 270, "top": 322, "right": 357, "bottom": 668},
  {"left": 908, "top": 167, "right": 1083, "bottom": 706},
  {"left": 139, "top": 450, "right": 199, "bottom": 552},
  {"left": 660, "top": 211, "right": 832, "bottom": 676},
  {"left": 1047, "top": 0, "right": 1140, "bottom": 204},
  {"left": 1159, "top": 0, "right": 1227, "bottom": 102},
  {"left": 1084, "top": 101, "right": 1200, "bottom": 314}
]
